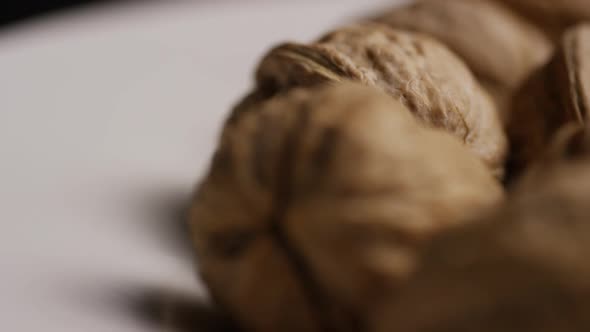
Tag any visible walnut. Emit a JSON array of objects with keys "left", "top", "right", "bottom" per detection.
[
  {"left": 232, "top": 23, "right": 507, "bottom": 179},
  {"left": 370, "top": 0, "right": 552, "bottom": 121},
  {"left": 507, "top": 24, "right": 590, "bottom": 181},
  {"left": 190, "top": 83, "right": 503, "bottom": 332},
  {"left": 498, "top": 0, "right": 590, "bottom": 41},
  {"left": 373, "top": 156, "right": 590, "bottom": 332},
  {"left": 511, "top": 124, "right": 590, "bottom": 193}
]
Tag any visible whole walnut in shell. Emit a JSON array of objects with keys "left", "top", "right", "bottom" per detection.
[
  {"left": 371, "top": 0, "right": 552, "bottom": 119},
  {"left": 498, "top": 0, "right": 590, "bottom": 40},
  {"left": 373, "top": 157, "right": 590, "bottom": 332},
  {"left": 233, "top": 23, "right": 507, "bottom": 178},
  {"left": 507, "top": 24, "right": 590, "bottom": 180},
  {"left": 190, "top": 83, "right": 503, "bottom": 332}
]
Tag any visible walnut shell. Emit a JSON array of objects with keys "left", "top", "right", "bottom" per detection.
[
  {"left": 235, "top": 23, "right": 507, "bottom": 178},
  {"left": 512, "top": 124, "right": 590, "bottom": 193},
  {"left": 191, "top": 83, "right": 503, "bottom": 332},
  {"left": 507, "top": 24, "right": 590, "bottom": 180},
  {"left": 498, "top": 0, "right": 590, "bottom": 40},
  {"left": 371, "top": 0, "right": 552, "bottom": 120},
  {"left": 374, "top": 159, "right": 590, "bottom": 332}
]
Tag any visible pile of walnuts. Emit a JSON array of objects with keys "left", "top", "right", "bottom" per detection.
[{"left": 189, "top": 1, "right": 590, "bottom": 331}]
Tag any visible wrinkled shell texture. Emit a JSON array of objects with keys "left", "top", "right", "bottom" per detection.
[
  {"left": 374, "top": 159, "right": 590, "bottom": 332},
  {"left": 190, "top": 84, "right": 503, "bottom": 332},
  {"left": 372, "top": 0, "right": 552, "bottom": 116},
  {"left": 249, "top": 24, "right": 507, "bottom": 178},
  {"left": 507, "top": 25, "right": 590, "bottom": 178},
  {"left": 499, "top": 0, "right": 590, "bottom": 39}
]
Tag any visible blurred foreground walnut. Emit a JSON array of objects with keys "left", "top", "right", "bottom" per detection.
[
  {"left": 371, "top": 0, "right": 552, "bottom": 120},
  {"left": 190, "top": 83, "right": 503, "bottom": 332},
  {"left": 498, "top": 0, "right": 590, "bottom": 41},
  {"left": 507, "top": 24, "right": 590, "bottom": 180},
  {"left": 233, "top": 23, "right": 507, "bottom": 178},
  {"left": 374, "top": 157, "right": 590, "bottom": 332}
]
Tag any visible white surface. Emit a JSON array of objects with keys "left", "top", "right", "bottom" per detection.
[{"left": 0, "top": 1, "right": 400, "bottom": 331}]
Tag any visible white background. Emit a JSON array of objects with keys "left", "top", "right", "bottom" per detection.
[{"left": 0, "top": 1, "right": 403, "bottom": 331}]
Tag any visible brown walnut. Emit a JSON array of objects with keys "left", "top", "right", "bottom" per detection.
[
  {"left": 498, "top": 0, "right": 590, "bottom": 41},
  {"left": 373, "top": 157, "right": 590, "bottom": 332},
  {"left": 371, "top": 0, "right": 552, "bottom": 121},
  {"left": 233, "top": 23, "right": 507, "bottom": 178},
  {"left": 507, "top": 24, "right": 590, "bottom": 180},
  {"left": 190, "top": 83, "right": 503, "bottom": 332}
]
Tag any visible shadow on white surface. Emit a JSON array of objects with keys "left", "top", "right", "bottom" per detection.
[
  {"left": 68, "top": 280, "right": 237, "bottom": 332},
  {"left": 117, "top": 285, "right": 236, "bottom": 332},
  {"left": 132, "top": 187, "right": 194, "bottom": 261}
]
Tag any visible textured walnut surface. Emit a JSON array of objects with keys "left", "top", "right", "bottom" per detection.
[
  {"left": 507, "top": 24, "right": 590, "bottom": 180},
  {"left": 498, "top": 0, "right": 590, "bottom": 40},
  {"left": 373, "top": 158, "right": 590, "bottom": 332},
  {"left": 371, "top": 0, "right": 552, "bottom": 119},
  {"left": 190, "top": 83, "right": 503, "bottom": 332},
  {"left": 239, "top": 24, "right": 507, "bottom": 178}
]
